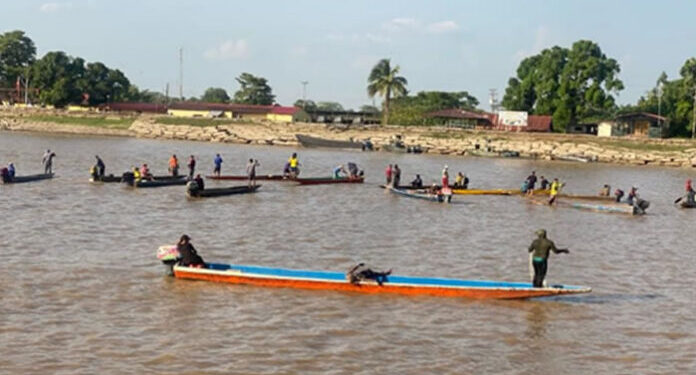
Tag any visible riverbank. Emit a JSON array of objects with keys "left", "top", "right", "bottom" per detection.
[{"left": 2, "top": 109, "right": 696, "bottom": 168}]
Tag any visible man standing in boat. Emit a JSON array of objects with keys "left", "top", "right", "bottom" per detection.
[
  {"left": 392, "top": 164, "right": 401, "bottom": 187},
  {"left": 526, "top": 171, "right": 537, "bottom": 196},
  {"left": 42, "top": 149, "right": 56, "bottom": 174},
  {"left": 168, "top": 154, "right": 180, "bottom": 176},
  {"left": 213, "top": 153, "right": 223, "bottom": 176},
  {"left": 95, "top": 155, "right": 105, "bottom": 177},
  {"left": 187, "top": 155, "right": 196, "bottom": 180},
  {"left": 385, "top": 164, "right": 393, "bottom": 185},
  {"left": 247, "top": 158, "right": 259, "bottom": 187},
  {"left": 528, "top": 229, "right": 569, "bottom": 287},
  {"left": 288, "top": 153, "right": 300, "bottom": 178}
]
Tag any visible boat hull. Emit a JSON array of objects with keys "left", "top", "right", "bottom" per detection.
[
  {"left": 526, "top": 196, "right": 642, "bottom": 215},
  {"left": 126, "top": 179, "right": 188, "bottom": 188},
  {"left": 295, "top": 176, "right": 364, "bottom": 185},
  {"left": 172, "top": 263, "right": 591, "bottom": 300},
  {"left": 206, "top": 175, "right": 288, "bottom": 181},
  {"left": 1, "top": 173, "right": 54, "bottom": 184},
  {"left": 388, "top": 186, "right": 452, "bottom": 203},
  {"left": 187, "top": 185, "right": 260, "bottom": 198},
  {"left": 296, "top": 134, "right": 364, "bottom": 149}
]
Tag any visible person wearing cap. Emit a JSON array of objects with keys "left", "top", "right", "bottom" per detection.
[
  {"left": 176, "top": 234, "right": 205, "bottom": 268},
  {"left": 528, "top": 229, "right": 569, "bottom": 287},
  {"left": 441, "top": 165, "right": 449, "bottom": 188}
]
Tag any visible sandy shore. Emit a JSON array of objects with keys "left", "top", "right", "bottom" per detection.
[{"left": 2, "top": 109, "right": 696, "bottom": 168}]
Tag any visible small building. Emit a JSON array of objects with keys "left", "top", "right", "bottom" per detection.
[
  {"left": 567, "top": 123, "right": 598, "bottom": 135},
  {"left": 597, "top": 113, "right": 668, "bottom": 138},
  {"left": 425, "top": 109, "right": 552, "bottom": 132},
  {"left": 168, "top": 102, "right": 234, "bottom": 118},
  {"left": 266, "top": 106, "right": 309, "bottom": 123},
  {"left": 425, "top": 109, "right": 493, "bottom": 128}
]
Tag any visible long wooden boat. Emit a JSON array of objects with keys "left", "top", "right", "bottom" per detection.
[
  {"left": 296, "top": 134, "right": 365, "bottom": 150},
  {"left": 526, "top": 196, "right": 646, "bottom": 215},
  {"left": 469, "top": 149, "right": 520, "bottom": 158},
  {"left": 163, "top": 260, "right": 591, "bottom": 299},
  {"left": 452, "top": 188, "right": 517, "bottom": 196},
  {"left": 124, "top": 178, "right": 189, "bottom": 188},
  {"left": 90, "top": 174, "right": 184, "bottom": 183},
  {"left": 206, "top": 174, "right": 288, "bottom": 181},
  {"left": 552, "top": 154, "right": 595, "bottom": 163},
  {"left": 388, "top": 186, "right": 452, "bottom": 203},
  {"left": 295, "top": 176, "right": 364, "bottom": 185},
  {"left": 187, "top": 184, "right": 261, "bottom": 198},
  {"left": 1, "top": 173, "right": 54, "bottom": 184}
]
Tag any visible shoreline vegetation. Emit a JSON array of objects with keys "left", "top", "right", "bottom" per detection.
[{"left": 1, "top": 109, "right": 696, "bottom": 168}]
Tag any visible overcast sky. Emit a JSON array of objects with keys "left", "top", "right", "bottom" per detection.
[{"left": 2, "top": 0, "right": 695, "bottom": 109}]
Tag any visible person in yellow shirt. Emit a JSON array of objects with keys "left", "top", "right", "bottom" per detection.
[
  {"left": 548, "top": 178, "right": 564, "bottom": 205},
  {"left": 288, "top": 153, "right": 300, "bottom": 177}
]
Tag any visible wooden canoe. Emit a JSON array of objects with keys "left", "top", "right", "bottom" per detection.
[
  {"left": 452, "top": 188, "right": 517, "bottom": 196},
  {"left": 295, "top": 176, "right": 364, "bottom": 185},
  {"left": 168, "top": 262, "right": 591, "bottom": 300},
  {"left": 1, "top": 173, "right": 54, "bottom": 184},
  {"left": 90, "top": 174, "right": 183, "bottom": 183},
  {"left": 525, "top": 196, "right": 645, "bottom": 215},
  {"left": 387, "top": 186, "right": 452, "bottom": 203},
  {"left": 296, "top": 134, "right": 364, "bottom": 149},
  {"left": 206, "top": 175, "right": 288, "bottom": 181},
  {"left": 187, "top": 184, "right": 261, "bottom": 198}
]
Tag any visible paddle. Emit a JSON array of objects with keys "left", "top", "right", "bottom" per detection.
[{"left": 674, "top": 196, "right": 683, "bottom": 204}]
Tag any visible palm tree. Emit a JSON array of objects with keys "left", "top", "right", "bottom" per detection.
[{"left": 367, "top": 59, "right": 408, "bottom": 125}]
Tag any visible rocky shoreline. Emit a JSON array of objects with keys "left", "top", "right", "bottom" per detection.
[{"left": 2, "top": 111, "right": 696, "bottom": 168}]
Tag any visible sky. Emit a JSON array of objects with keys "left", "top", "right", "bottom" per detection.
[{"left": 2, "top": 0, "right": 695, "bottom": 110}]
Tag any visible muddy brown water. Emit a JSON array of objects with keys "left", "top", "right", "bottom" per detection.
[{"left": 1, "top": 131, "right": 695, "bottom": 374}]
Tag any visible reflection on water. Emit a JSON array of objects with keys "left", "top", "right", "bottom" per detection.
[{"left": 1, "top": 131, "right": 695, "bottom": 374}]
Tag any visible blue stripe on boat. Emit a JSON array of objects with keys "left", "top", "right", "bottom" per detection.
[{"left": 205, "top": 263, "right": 587, "bottom": 290}]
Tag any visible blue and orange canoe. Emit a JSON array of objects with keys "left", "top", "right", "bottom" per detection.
[{"left": 158, "top": 249, "right": 590, "bottom": 299}]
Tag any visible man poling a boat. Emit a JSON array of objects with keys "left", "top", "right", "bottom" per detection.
[
  {"left": 42, "top": 149, "right": 56, "bottom": 174},
  {"left": 528, "top": 229, "right": 570, "bottom": 288}
]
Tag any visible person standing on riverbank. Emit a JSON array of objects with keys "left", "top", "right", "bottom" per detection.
[
  {"left": 187, "top": 155, "right": 196, "bottom": 179},
  {"left": 168, "top": 154, "right": 179, "bottom": 176},
  {"left": 42, "top": 149, "right": 56, "bottom": 174},
  {"left": 213, "top": 154, "right": 223, "bottom": 176},
  {"left": 528, "top": 229, "right": 569, "bottom": 287}
]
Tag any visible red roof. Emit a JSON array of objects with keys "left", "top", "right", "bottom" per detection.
[
  {"left": 104, "top": 102, "right": 168, "bottom": 113},
  {"left": 616, "top": 112, "right": 668, "bottom": 122},
  {"left": 271, "top": 106, "right": 300, "bottom": 115},
  {"left": 169, "top": 101, "right": 274, "bottom": 114}
]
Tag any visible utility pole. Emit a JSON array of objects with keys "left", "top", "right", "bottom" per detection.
[
  {"left": 692, "top": 90, "right": 696, "bottom": 139},
  {"left": 165, "top": 82, "right": 170, "bottom": 103},
  {"left": 657, "top": 81, "right": 663, "bottom": 131},
  {"left": 301, "top": 81, "right": 308, "bottom": 108},
  {"left": 179, "top": 47, "right": 184, "bottom": 100},
  {"left": 489, "top": 88, "right": 498, "bottom": 113}
]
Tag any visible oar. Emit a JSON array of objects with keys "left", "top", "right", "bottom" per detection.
[{"left": 674, "top": 196, "right": 683, "bottom": 204}]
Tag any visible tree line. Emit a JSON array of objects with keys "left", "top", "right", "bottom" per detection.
[{"left": 2, "top": 29, "right": 695, "bottom": 135}]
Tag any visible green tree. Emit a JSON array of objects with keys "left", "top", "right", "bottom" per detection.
[
  {"left": 502, "top": 40, "right": 623, "bottom": 132},
  {"left": 359, "top": 105, "right": 380, "bottom": 113},
  {"left": 367, "top": 58, "right": 408, "bottom": 125},
  {"left": 316, "top": 101, "right": 344, "bottom": 112},
  {"left": 389, "top": 91, "right": 479, "bottom": 125},
  {"left": 0, "top": 30, "right": 36, "bottom": 86},
  {"left": 31, "top": 51, "right": 86, "bottom": 106},
  {"left": 76, "top": 62, "right": 130, "bottom": 105},
  {"left": 233, "top": 73, "right": 275, "bottom": 105},
  {"left": 201, "top": 87, "right": 230, "bottom": 103},
  {"left": 294, "top": 99, "right": 317, "bottom": 111}
]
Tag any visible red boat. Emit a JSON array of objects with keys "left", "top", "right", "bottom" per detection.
[
  {"left": 295, "top": 176, "right": 364, "bottom": 185},
  {"left": 206, "top": 175, "right": 288, "bottom": 181}
]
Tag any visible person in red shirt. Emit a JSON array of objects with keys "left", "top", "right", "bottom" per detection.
[
  {"left": 686, "top": 179, "right": 693, "bottom": 193},
  {"left": 441, "top": 165, "right": 449, "bottom": 188},
  {"left": 385, "top": 164, "right": 393, "bottom": 185}
]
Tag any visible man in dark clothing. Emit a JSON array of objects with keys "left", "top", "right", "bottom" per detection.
[
  {"left": 347, "top": 263, "right": 392, "bottom": 286},
  {"left": 526, "top": 171, "right": 537, "bottom": 195},
  {"left": 176, "top": 234, "right": 205, "bottom": 267},
  {"left": 528, "top": 229, "right": 569, "bottom": 287},
  {"left": 95, "top": 156, "right": 105, "bottom": 177},
  {"left": 194, "top": 174, "right": 205, "bottom": 191},
  {"left": 392, "top": 164, "right": 401, "bottom": 187},
  {"left": 411, "top": 174, "right": 423, "bottom": 188},
  {"left": 540, "top": 176, "right": 549, "bottom": 190},
  {"left": 187, "top": 155, "right": 196, "bottom": 179}
]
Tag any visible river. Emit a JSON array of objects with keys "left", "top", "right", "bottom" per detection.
[{"left": 1, "top": 131, "right": 694, "bottom": 374}]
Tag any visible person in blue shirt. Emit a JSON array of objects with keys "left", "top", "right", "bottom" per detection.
[
  {"left": 213, "top": 154, "right": 223, "bottom": 176},
  {"left": 333, "top": 165, "right": 346, "bottom": 179},
  {"left": 8, "top": 162, "right": 15, "bottom": 179}
]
